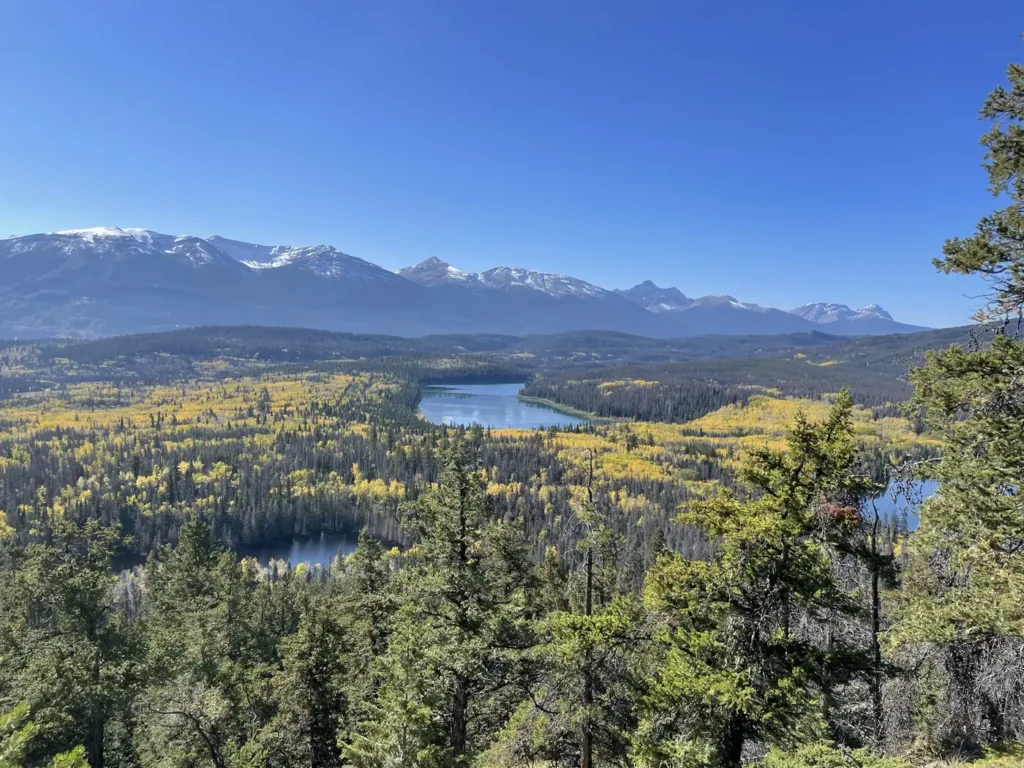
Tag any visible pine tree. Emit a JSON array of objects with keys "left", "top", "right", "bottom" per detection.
[
  {"left": 636, "top": 393, "right": 871, "bottom": 767},
  {"left": 891, "top": 42, "right": 1024, "bottom": 751},
  {"left": 0, "top": 703, "right": 88, "bottom": 768},
  {"left": 357, "top": 441, "right": 535, "bottom": 763},
  {"left": 484, "top": 470, "right": 644, "bottom": 768},
  {"left": 0, "top": 522, "right": 137, "bottom": 768},
  {"left": 266, "top": 597, "right": 351, "bottom": 768}
]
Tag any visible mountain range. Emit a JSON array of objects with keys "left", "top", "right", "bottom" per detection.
[{"left": 0, "top": 228, "right": 929, "bottom": 339}]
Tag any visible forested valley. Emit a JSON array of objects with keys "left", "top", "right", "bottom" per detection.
[{"left": 3, "top": 49, "right": 1024, "bottom": 768}]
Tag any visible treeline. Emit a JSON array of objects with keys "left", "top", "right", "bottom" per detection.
[
  {"left": 34, "top": 326, "right": 518, "bottom": 366},
  {"left": 523, "top": 374, "right": 750, "bottom": 423},
  {"left": 523, "top": 353, "right": 917, "bottom": 425}
]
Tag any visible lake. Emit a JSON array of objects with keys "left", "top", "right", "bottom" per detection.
[
  {"left": 419, "top": 382, "right": 589, "bottom": 430},
  {"left": 874, "top": 479, "right": 939, "bottom": 531},
  {"left": 242, "top": 530, "right": 359, "bottom": 569}
]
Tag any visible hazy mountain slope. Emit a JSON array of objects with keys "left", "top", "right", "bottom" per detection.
[
  {"left": 0, "top": 229, "right": 933, "bottom": 340},
  {"left": 790, "top": 302, "right": 928, "bottom": 335},
  {"left": 615, "top": 281, "right": 693, "bottom": 312}
]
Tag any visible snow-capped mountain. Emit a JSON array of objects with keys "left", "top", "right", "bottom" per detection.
[
  {"left": 42, "top": 228, "right": 241, "bottom": 270},
  {"left": 790, "top": 303, "right": 894, "bottom": 324},
  {"left": 0, "top": 228, "right": 930, "bottom": 340},
  {"left": 615, "top": 283, "right": 820, "bottom": 335},
  {"left": 789, "top": 303, "right": 924, "bottom": 335},
  {"left": 614, "top": 281, "right": 693, "bottom": 312},
  {"left": 397, "top": 258, "right": 661, "bottom": 336},
  {"left": 206, "top": 235, "right": 292, "bottom": 265},
  {"left": 400, "top": 259, "right": 610, "bottom": 300},
  {"left": 210, "top": 236, "right": 399, "bottom": 283},
  {"left": 477, "top": 267, "right": 609, "bottom": 299},
  {"left": 243, "top": 245, "right": 399, "bottom": 282},
  {"left": 690, "top": 294, "right": 766, "bottom": 311},
  {"left": 397, "top": 257, "right": 483, "bottom": 288}
]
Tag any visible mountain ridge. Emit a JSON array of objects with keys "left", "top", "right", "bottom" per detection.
[{"left": 0, "top": 228, "right": 929, "bottom": 339}]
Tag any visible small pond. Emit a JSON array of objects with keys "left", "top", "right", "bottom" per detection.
[
  {"left": 874, "top": 479, "right": 939, "bottom": 531},
  {"left": 241, "top": 531, "right": 360, "bottom": 569},
  {"left": 419, "top": 382, "right": 589, "bottom": 430}
]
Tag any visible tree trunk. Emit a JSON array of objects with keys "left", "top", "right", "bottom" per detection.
[
  {"left": 88, "top": 713, "right": 104, "bottom": 768},
  {"left": 451, "top": 675, "right": 469, "bottom": 756},
  {"left": 869, "top": 509, "right": 884, "bottom": 746},
  {"left": 581, "top": 545, "right": 594, "bottom": 768},
  {"left": 720, "top": 713, "right": 745, "bottom": 768}
]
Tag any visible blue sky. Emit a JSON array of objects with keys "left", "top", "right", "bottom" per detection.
[{"left": 1, "top": 1, "right": 1020, "bottom": 327}]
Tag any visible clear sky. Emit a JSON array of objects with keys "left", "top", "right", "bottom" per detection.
[{"left": 1, "top": 1, "right": 1020, "bottom": 328}]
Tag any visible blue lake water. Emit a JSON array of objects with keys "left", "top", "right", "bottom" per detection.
[
  {"left": 419, "top": 382, "right": 589, "bottom": 430},
  {"left": 243, "top": 531, "right": 359, "bottom": 569},
  {"left": 875, "top": 479, "right": 939, "bottom": 531}
]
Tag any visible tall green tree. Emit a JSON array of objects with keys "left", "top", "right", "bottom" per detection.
[
  {"left": 892, "top": 42, "right": 1024, "bottom": 751},
  {"left": 259, "top": 596, "right": 352, "bottom": 768},
  {"left": 481, "top": 471, "right": 644, "bottom": 768},
  {"left": 137, "top": 519, "right": 297, "bottom": 768},
  {"left": 354, "top": 441, "right": 535, "bottom": 764},
  {"left": 0, "top": 522, "right": 138, "bottom": 768},
  {"left": 636, "top": 393, "right": 872, "bottom": 767}
]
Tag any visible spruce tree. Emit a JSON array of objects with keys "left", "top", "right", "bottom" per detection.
[
  {"left": 353, "top": 441, "right": 535, "bottom": 764},
  {"left": 892, "top": 42, "right": 1024, "bottom": 751},
  {"left": 637, "top": 393, "right": 871, "bottom": 767}
]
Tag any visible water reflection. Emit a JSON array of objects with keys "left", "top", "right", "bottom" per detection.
[
  {"left": 419, "top": 382, "right": 589, "bottom": 430},
  {"left": 873, "top": 479, "right": 939, "bottom": 531}
]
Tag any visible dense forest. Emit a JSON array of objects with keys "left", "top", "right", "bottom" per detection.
[{"left": 2, "top": 48, "right": 1024, "bottom": 768}]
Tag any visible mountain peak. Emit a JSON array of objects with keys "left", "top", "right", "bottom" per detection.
[
  {"left": 398, "top": 257, "right": 478, "bottom": 287},
  {"left": 859, "top": 303, "right": 893, "bottom": 320},
  {"left": 790, "top": 302, "right": 894, "bottom": 324},
  {"left": 616, "top": 281, "right": 693, "bottom": 313},
  {"left": 55, "top": 227, "right": 157, "bottom": 244},
  {"left": 479, "top": 267, "right": 608, "bottom": 299}
]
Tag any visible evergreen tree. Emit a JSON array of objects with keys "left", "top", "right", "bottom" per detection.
[
  {"left": 0, "top": 522, "right": 138, "bottom": 768},
  {"left": 355, "top": 441, "right": 535, "bottom": 764},
  {"left": 0, "top": 703, "right": 88, "bottom": 768},
  {"left": 483, "top": 475, "right": 644, "bottom": 768},
  {"left": 137, "top": 520, "right": 292, "bottom": 768},
  {"left": 892, "top": 42, "right": 1024, "bottom": 752},
  {"left": 262, "top": 597, "right": 351, "bottom": 768},
  {"left": 636, "top": 393, "right": 871, "bottom": 767}
]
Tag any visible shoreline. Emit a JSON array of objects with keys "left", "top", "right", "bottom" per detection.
[{"left": 516, "top": 394, "right": 620, "bottom": 424}]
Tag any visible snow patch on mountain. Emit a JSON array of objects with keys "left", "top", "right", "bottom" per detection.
[
  {"left": 790, "top": 303, "right": 894, "bottom": 324},
  {"left": 400, "top": 259, "right": 609, "bottom": 299},
  {"left": 207, "top": 236, "right": 293, "bottom": 265},
  {"left": 478, "top": 267, "right": 608, "bottom": 298},
  {"left": 246, "top": 245, "right": 395, "bottom": 282},
  {"left": 688, "top": 294, "right": 770, "bottom": 312},
  {"left": 615, "top": 281, "right": 693, "bottom": 312},
  {"left": 55, "top": 227, "right": 156, "bottom": 244},
  {"left": 40, "top": 228, "right": 235, "bottom": 268},
  {"left": 398, "top": 257, "right": 483, "bottom": 287}
]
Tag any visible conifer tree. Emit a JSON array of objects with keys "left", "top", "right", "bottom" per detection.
[
  {"left": 637, "top": 392, "right": 871, "bottom": 767},
  {"left": 892, "top": 42, "right": 1024, "bottom": 751},
  {"left": 353, "top": 441, "right": 535, "bottom": 764},
  {"left": 265, "top": 597, "right": 351, "bottom": 768},
  {"left": 0, "top": 522, "right": 136, "bottom": 768}
]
